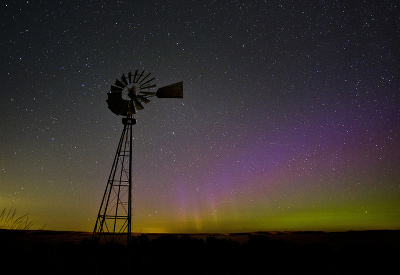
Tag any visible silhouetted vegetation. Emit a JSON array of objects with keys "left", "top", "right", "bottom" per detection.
[
  {"left": 0, "top": 208, "right": 42, "bottom": 230},
  {"left": 0, "top": 230, "right": 398, "bottom": 274}
]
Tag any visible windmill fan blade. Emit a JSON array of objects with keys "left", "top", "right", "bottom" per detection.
[
  {"left": 133, "top": 98, "right": 144, "bottom": 110},
  {"left": 107, "top": 94, "right": 129, "bottom": 116},
  {"left": 109, "top": 100, "right": 128, "bottom": 116},
  {"left": 107, "top": 99, "right": 124, "bottom": 111},
  {"left": 115, "top": 78, "right": 125, "bottom": 88},
  {"left": 118, "top": 101, "right": 129, "bottom": 116},
  {"left": 137, "top": 95, "right": 151, "bottom": 104},
  {"left": 107, "top": 91, "right": 123, "bottom": 101},
  {"left": 128, "top": 71, "right": 132, "bottom": 84},
  {"left": 156, "top": 81, "right": 183, "bottom": 98},
  {"left": 141, "top": 77, "right": 155, "bottom": 87},
  {"left": 136, "top": 70, "right": 145, "bottom": 83},
  {"left": 121, "top": 74, "right": 128, "bottom": 86},
  {"left": 110, "top": 85, "right": 123, "bottom": 92},
  {"left": 139, "top": 72, "right": 151, "bottom": 84},
  {"left": 107, "top": 102, "right": 121, "bottom": 115},
  {"left": 133, "top": 70, "right": 138, "bottom": 82},
  {"left": 140, "top": 84, "right": 157, "bottom": 89}
]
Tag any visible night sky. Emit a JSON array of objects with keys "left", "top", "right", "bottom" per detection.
[{"left": 1, "top": 0, "right": 399, "bottom": 233}]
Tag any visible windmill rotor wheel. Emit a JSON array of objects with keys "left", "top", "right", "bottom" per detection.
[{"left": 106, "top": 70, "right": 156, "bottom": 116}]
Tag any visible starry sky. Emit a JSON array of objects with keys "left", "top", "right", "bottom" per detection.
[{"left": 1, "top": 0, "right": 399, "bottom": 233}]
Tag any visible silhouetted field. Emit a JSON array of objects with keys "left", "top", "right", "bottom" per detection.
[{"left": 1, "top": 229, "right": 398, "bottom": 274}]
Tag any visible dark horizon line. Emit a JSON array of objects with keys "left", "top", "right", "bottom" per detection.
[{"left": 2, "top": 228, "right": 399, "bottom": 234}]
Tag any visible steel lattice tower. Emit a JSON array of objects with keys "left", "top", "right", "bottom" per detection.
[{"left": 93, "top": 115, "right": 135, "bottom": 245}]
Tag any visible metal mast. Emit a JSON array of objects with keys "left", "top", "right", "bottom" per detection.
[{"left": 93, "top": 115, "right": 136, "bottom": 245}]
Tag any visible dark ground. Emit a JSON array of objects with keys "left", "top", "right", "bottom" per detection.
[{"left": 1, "top": 229, "right": 399, "bottom": 274}]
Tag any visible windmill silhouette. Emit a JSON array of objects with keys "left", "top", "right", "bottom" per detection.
[{"left": 92, "top": 70, "right": 183, "bottom": 245}]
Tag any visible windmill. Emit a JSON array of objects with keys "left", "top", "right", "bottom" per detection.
[{"left": 92, "top": 70, "right": 183, "bottom": 245}]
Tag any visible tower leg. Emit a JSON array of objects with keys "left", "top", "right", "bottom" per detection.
[{"left": 92, "top": 115, "right": 136, "bottom": 245}]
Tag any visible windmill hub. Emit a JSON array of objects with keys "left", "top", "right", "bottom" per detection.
[{"left": 122, "top": 84, "right": 136, "bottom": 100}]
